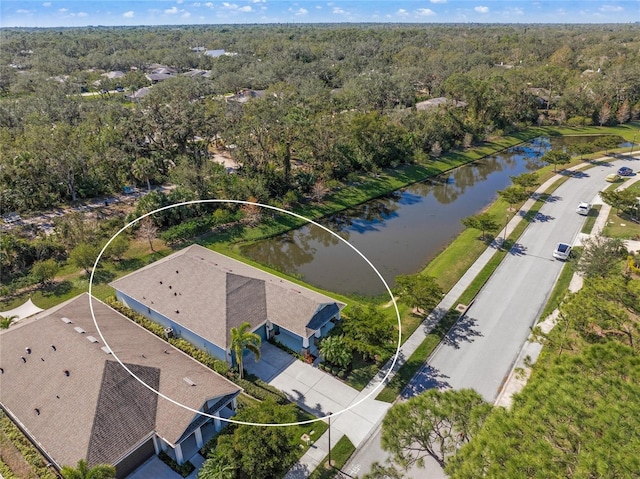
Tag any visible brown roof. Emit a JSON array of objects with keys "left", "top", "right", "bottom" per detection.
[
  {"left": 110, "top": 245, "right": 344, "bottom": 347},
  {"left": 0, "top": 293, "right": 240, "bottom": 469}
]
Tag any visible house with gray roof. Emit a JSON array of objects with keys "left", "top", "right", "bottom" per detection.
[
  {"left": 0, "top": 293, "right": 241, "bottom": 478},
  {"left": 415, "top": 97, "right": 467, "bottom": 111},
  {"left": 110, "top": 244, "right": 344, "bottom": 364}
]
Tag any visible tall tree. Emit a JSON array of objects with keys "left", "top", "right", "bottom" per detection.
[
  {"left": 381, "top": 389, "right": 492, "bottom": 469},
  {"left": 497, "top": 185, "right": 530, "bottom": 210},
  {"left": 574, "top": 234, "right": 627, "bottom": 279},
  {"left": 461, "top": 213, "right": 499, "bottom": 241},
  {"left": 229, "top": 321, "right": 261, "bottom": 379},
  {"left": 395, "top": 274, "right": 444, "bottom": 314},
  {"left": 319, "top": 335, "right": 352, "bottom": 368},
  {"left": 540, "top": 150, "right": 571, "bottom": 173}
]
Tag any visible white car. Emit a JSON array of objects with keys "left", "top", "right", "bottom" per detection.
[
  {"left": 553, "top": 242, "right": 572, "bottom": 260},
  {"left": 576, "top": 202, "right": 591, "bottom": 216}
]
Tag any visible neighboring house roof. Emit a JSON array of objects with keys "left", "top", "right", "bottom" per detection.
[
  {"left": 126, "top": 87, "right": 151, "bottom": 100},
  {"left": 0, "top": 293, "right": 240, "bottom": 470},
  {"left": 183, "top": 69, "right": 211, "bottom": 78},
  {"left": 146, "top": 72, "right": 174, "bottom": 82},
  {"left": 110, "top": 245, "right": 344, "bottom": 348},
  {"left": 102, "top": 70, "right": 125, "bottom": 79},
  {"left": 205, "top": 49, "right": 225, "bottom": 57},
  {"left": 227, "top": 89, "right": 266, "bottom": 104},
  {"left": 415, "top": 97, "right": 467, "bottom": 111}
]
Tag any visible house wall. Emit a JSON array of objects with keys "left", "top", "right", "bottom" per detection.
[
  {"left": 114, "top": 291, "right": 228, "bottom": 363},
  {"left": 114, "top": 437, "right": 155, "bottom": 478}
]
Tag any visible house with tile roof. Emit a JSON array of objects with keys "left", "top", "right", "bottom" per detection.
[
  {"left": 0, "top": 293, "right": 241, "bottom": 478},
  {"left": 110, "top": 244, "right": 344, "bottom": 364}
]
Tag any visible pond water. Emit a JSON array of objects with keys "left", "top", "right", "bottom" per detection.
[{"left": 241, "top": 136, "right": 616, "bottom": 297}]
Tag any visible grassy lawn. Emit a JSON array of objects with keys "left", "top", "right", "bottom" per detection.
[
  {"left": 581, "top": 205, "right": 602, "bottom": 234},
  {"left": 602, "top": 181, "right": 640, "bottom": 240},
  {"left": 308, "top": 435, "right": 356, "bottom": 479},
  {"left": 538, "top": 249, "right": 579, "bottom": 321}
]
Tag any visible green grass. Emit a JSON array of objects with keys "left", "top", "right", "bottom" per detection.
[
  {"left": 538, "top": 250, "right": 578, "bottom": 320},
  {"left": 308, "top": 435, "right": 356, "bottom": 479},
  {"left": 581, "top": 205, "right": 602, "bottom": 234},
  {"left": 375, "top": 309, "right": 461, "bottom": 402}
]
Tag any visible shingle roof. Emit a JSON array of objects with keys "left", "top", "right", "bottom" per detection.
[
  {"left": 0, "top": 293, "right": 240, "bottom": 469},
  {"left": 110, "top": 245, "right": 344, "bottom": 347}
]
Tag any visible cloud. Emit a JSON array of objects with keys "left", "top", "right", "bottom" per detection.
[
  {"left": 205, "top": 2, "right": 213, "bottom": 7},
  {"left": 165, "top": 6, "right": 178, "bottom": 14},
  {"left": 417, "top": 8, "right": 436, "bottom": 16},
  {"left": 42, "top": 2, "right": 51, "bottom": 6},
  {"left": 76, "top": 11, "right": 88, "bottom": 16},
  {"left": 239, "top": 6, "right": 253, "bottom": 12},
  {"left": 192, "top": 2, "right": 201, "bottom": 6},
  {"left": 253, "top": 0, "right": 266, "bottom": 3},
  {"left": 294, "top": 8, "right": 308, "bottom": 16},
  {"left": 17, "top": 9, "right": 31, "bottom": 13},
  {"left": 333, "top": 7, "right": 345, "bottom": 14},
  {"left": 396, "top": 8, "right": 409, "bottom": 16},
  {"left": 430, "top": 0, "right": 447, "bottom": 3},
  {"left": 599, "top": 5, "right": 623, "bottom": 12},
  {"left": 59, "top": 8, "right": 68, "bottom": 12},
  {"left": 474, "top": 5, "right": 489, "bottom": 13},
  {"left": 123, "top": 10, "right": 135, "bottom": 18},
  {"left": 182, "top": 11, "right": 191, "bottom": 17}
]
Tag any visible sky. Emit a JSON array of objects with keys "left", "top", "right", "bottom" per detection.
[{"left": 1, "top": 0, "right": 639, "bottom": 28}]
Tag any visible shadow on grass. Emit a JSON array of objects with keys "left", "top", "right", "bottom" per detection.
[
  {"left": 116, "top": 257, "right": 145, "bottom": 271},
  {"left": 89, "top": 269, "right": 116, "bottom": 284},
  {"left": 42, "top": 280, "right": 73, "bottom": 297}
]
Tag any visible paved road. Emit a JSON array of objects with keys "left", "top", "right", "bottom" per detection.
[{"left": 344, "top": 155, "right": 639, "bottom": 477}]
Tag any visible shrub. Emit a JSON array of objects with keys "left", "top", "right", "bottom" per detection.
[{"left": 158, "top": 451, "right": 195, "bottom": 477}]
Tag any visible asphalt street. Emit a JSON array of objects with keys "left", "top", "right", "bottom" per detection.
[{"left": 344, "top": 155, "right": 639, "bottom": 478}]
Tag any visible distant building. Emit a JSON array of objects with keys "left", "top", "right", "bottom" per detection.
[
  {"left": 226, "top": 89, "right": 267, "bottom": 104},
  {"left": 0, "top": 294, "right": 240, "bottom": 478},
  {"left": 415, "top": 97, "right": 467, "bottom": 111},
  {"left": 110, "top": 245, "right": 344, "bottom": 363},
  {"left": 125, "top": 87, "right": 151, "bottom": 101},
  {"left": 205, "top": 49, "right": 226, "bottom": 58},
  {"left": 102, "top": 70, "right": 126, "bottom": 79}
]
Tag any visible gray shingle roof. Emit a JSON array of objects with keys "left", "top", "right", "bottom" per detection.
[
  {"left": 110, "top": 245, "right": 344, "bottom": 346},
  {"left": 0, "top": 293, "right": 240, "bottom": 469}
]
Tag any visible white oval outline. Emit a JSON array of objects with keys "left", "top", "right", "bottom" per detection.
[{"left": 89, "top": 199, "right": 401, "bottom": 427}]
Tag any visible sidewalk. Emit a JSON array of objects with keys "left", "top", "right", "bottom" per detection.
[{"left": 285, "top": 157, "right": 639, "bottom": 477}]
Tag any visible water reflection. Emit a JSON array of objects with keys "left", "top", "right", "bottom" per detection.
[{"left": 242, "top": 136, "right": 616, "bottom": 296}]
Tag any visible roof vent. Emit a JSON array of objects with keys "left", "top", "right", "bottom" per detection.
[
  {"left": 25, "top": 347, "right": 31, "bottom": 354},
  {"left": 34, "top": 408, "right": 40, "bottom": 415},
  {"left": 0, "top": 368, "right": 4, "bottom": 374},
  {"left": 61, "top": 317, "right": 73, "bottom": 324},
  {"left": 101, "top": 346, "right": 112, "bottom": 354},
  {"left": 174, "top": 292, "right": 177, "bottom": 296},
  {"left": 183, "top": 377, "right": 196, "bottom": 386},
  {"left": 21, "top": 356, "right": 26, "bottom": 363},
  {"left": 176, "top": 270, "right": 179, "bottom": 274},
  {"left": 175, "top": 310, "right": 179, "bottom": 314},
  {"left": 51, "top": 345, "right": 56, "bottom": 351},
  {"left": 64, "top": 370, "right": 70, "bottom": 376},
  {"left": 74, "top": 327, "right": 85, "bottom": 334},
  {"left": 86, "top": 336, "right": 99, "bottom": 343},
  {"left": 159, "top": 281, "right": 163, "bottom": 284},
  {"left": 41, "top": 357, "right": 45, "bottom": 362},
  {"left": 169, "top": 285, "right": 172, "bottom": 289}
]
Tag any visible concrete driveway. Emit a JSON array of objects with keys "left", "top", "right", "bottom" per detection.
[{"left": 245, "top": 342, "right": 390, "bottom": 447}]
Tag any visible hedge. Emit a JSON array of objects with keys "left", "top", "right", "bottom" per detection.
[{"left": 0, "top": 412, "right": 56, "bottom": 479}]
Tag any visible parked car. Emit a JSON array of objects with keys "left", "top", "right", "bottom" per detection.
[
  {"left": 553, "top": 242, "right": 572, "bottom": 260},
  {"left": 617, "top": 166, "right": 634, "bottom": 176},
  {"left": 605, "top": 173, "right": 621, "bottom": 182},
  {"left": 576, "top": 202, "right": 591, "bottom": 216}
]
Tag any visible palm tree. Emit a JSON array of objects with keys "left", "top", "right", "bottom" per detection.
[
  {"left": 0, "top": 315, "right": 17, "bottom": 329},
  {"left": 60, "top": 459, "right": 116, "bottom": 479},
  {"left": 198, "top": 461, "right": 235, "bottom": 479},
  {"left": 230, "top": 321, "right": 261, "bottom": 379}
]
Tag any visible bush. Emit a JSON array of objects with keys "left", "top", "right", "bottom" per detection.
[
  {"left": 0, "top": 412, "right": 56, "bottom": 479},
  {"left": 158, "top": 451, "right": 195, "bottom": 477}
]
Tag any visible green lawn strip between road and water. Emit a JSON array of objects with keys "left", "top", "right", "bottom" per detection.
[{"left": 375, "top": 175, "right": 573, "bottom": 402}]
